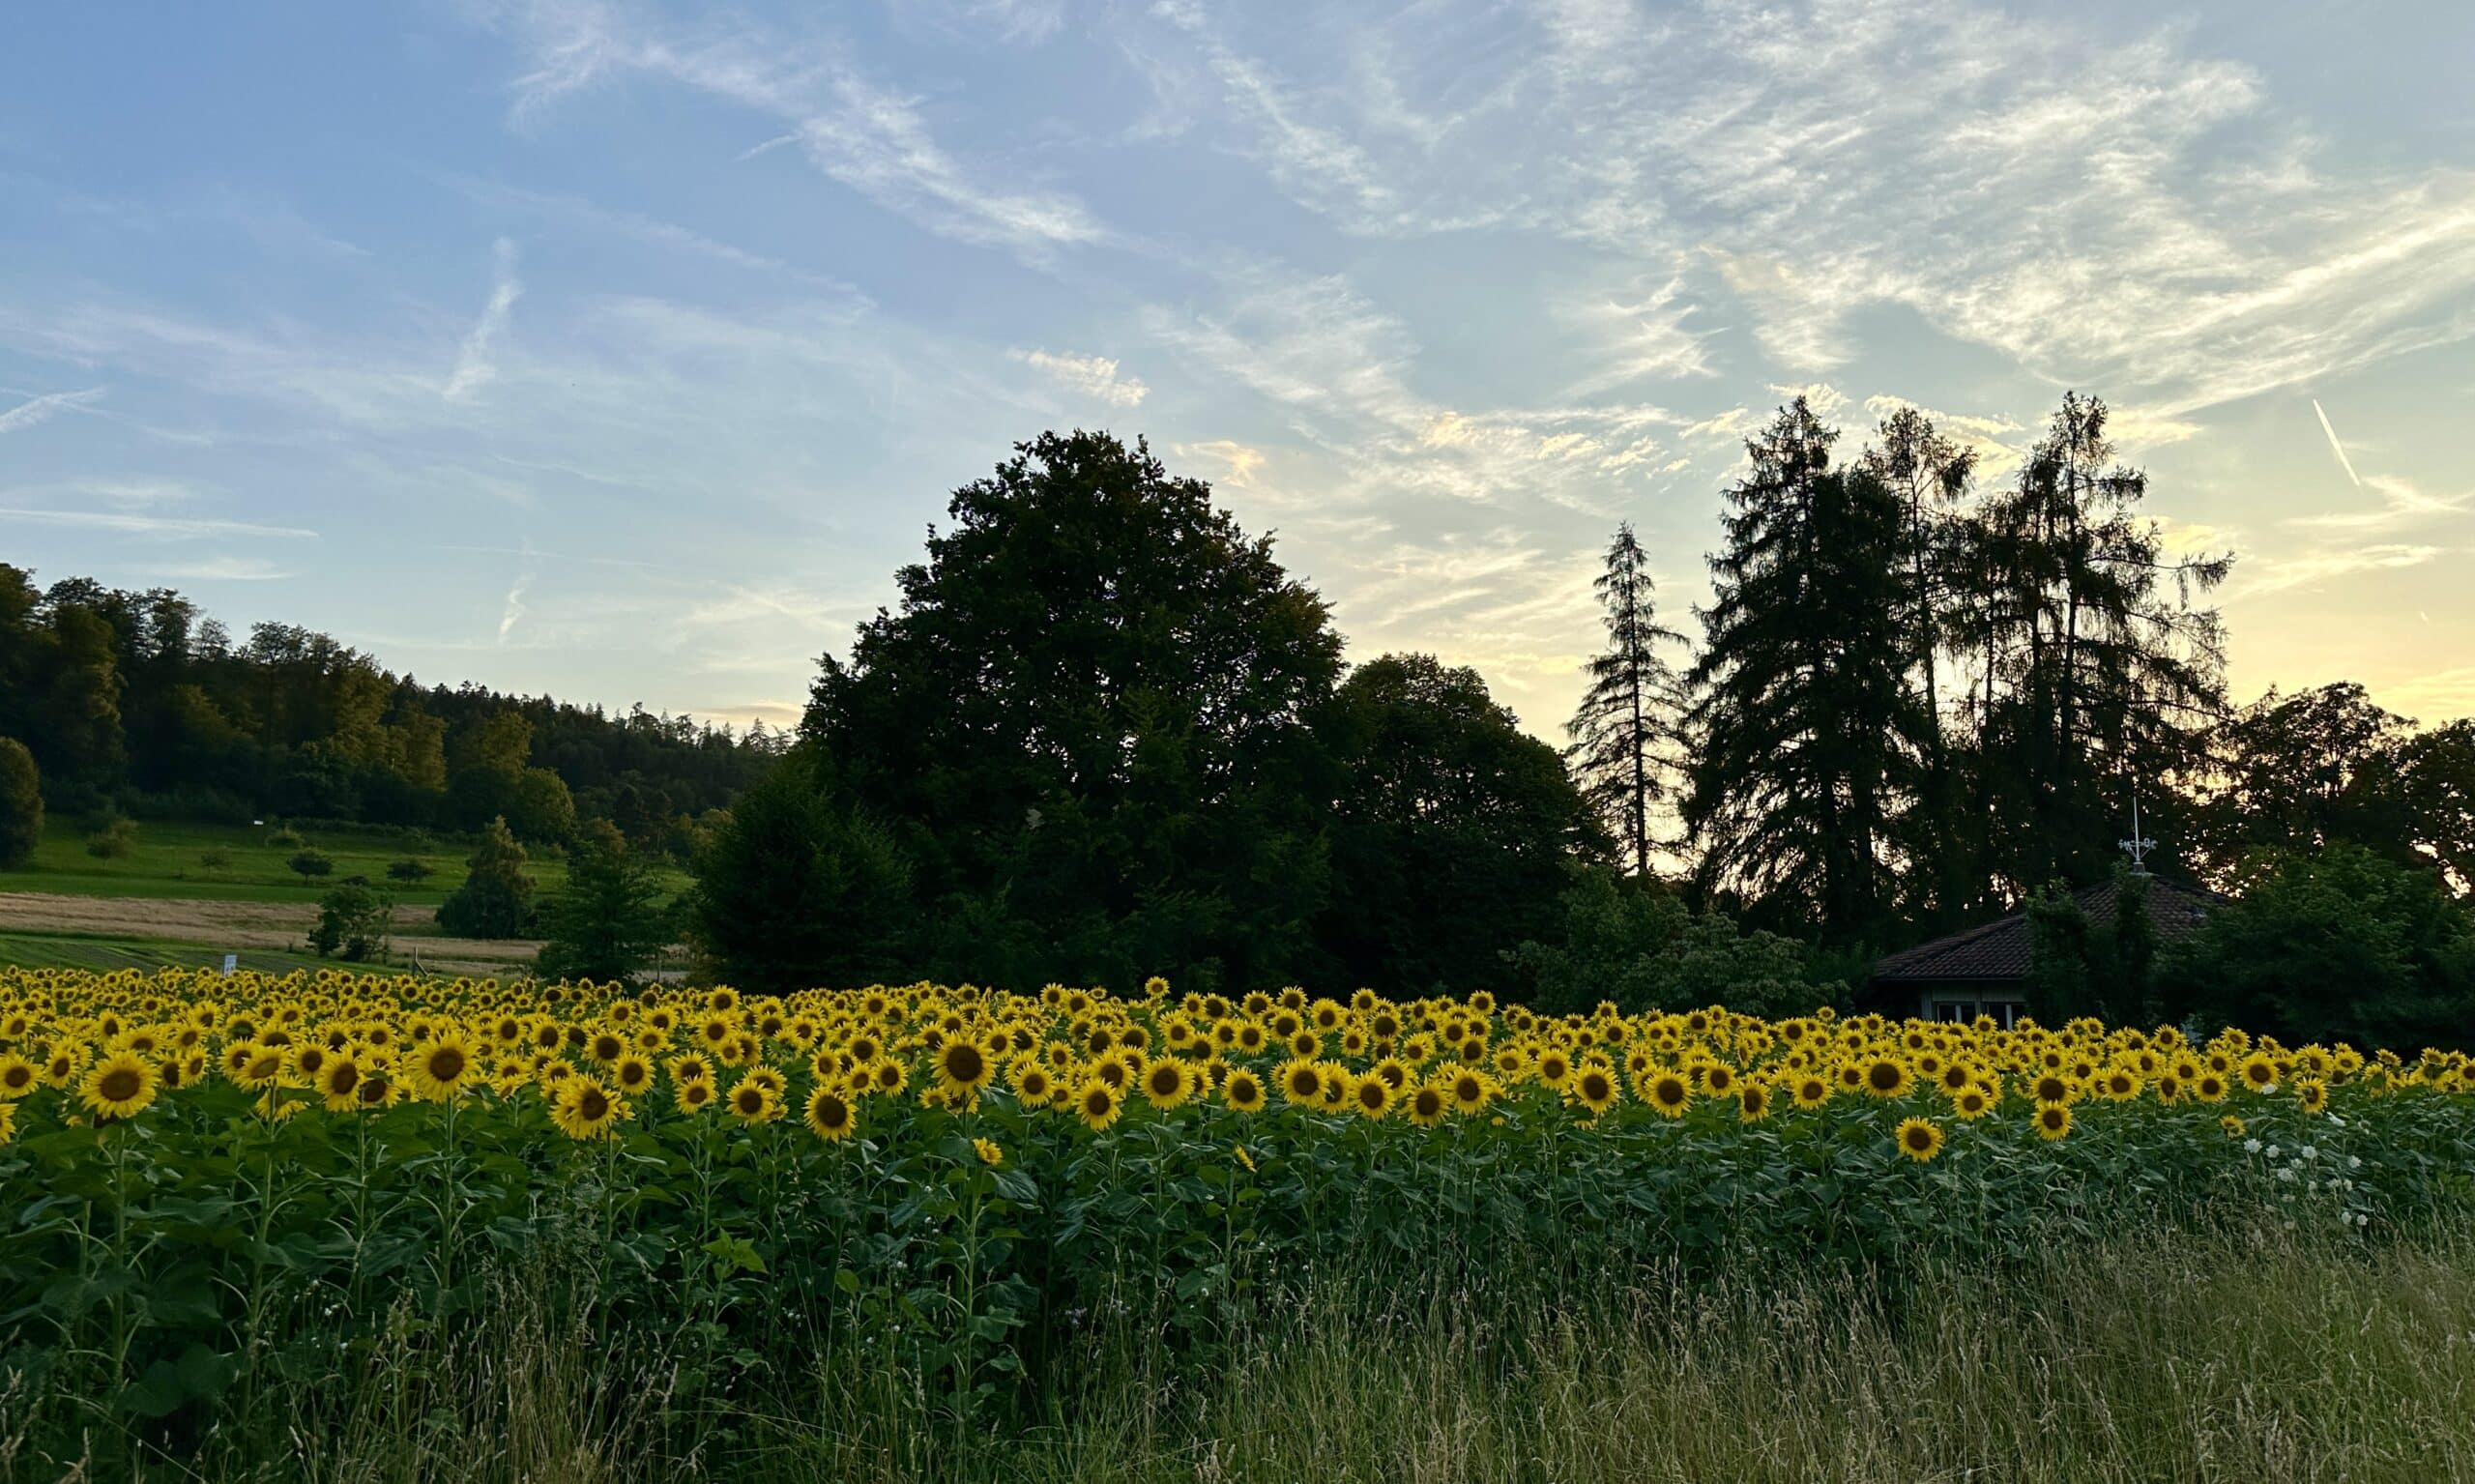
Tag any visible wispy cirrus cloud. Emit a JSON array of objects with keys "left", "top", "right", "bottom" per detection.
[
  {"left": 0, "top": 507, "right": 318, "bottom": 540},
  {"left": 0, "top": 386, "right": 104, "bottom": 434},
  {"left": 445, "top": 238, "right": 523, "bottom": 402}
]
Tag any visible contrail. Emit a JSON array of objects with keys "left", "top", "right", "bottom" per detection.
[{"left": 2312, "top": 398, "right": 2362, "bottom": 488}]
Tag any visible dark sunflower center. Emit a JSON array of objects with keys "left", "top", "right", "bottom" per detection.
[
  {"left": 99, "top": 1068, "right": 141, "bottom": 1101},
  {"left": 428, "top": 1048, "right": 466, "bottom": 1082}
]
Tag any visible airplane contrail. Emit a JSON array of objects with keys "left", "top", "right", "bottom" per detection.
[{"left": 2311, "top": 398, "right": 2362, "bottom": 488}]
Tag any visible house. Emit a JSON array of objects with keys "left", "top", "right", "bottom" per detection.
[{"left": 1868, "top": 875, "right": 2225, "bottom": 1026}]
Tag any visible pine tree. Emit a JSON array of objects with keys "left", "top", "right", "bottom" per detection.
[
  {"left": 1682, "top": 398, "right": 1929, "bottom": 946},
  {"left": 1565, "top": 523, "right": 1686, "bottom": 877}
]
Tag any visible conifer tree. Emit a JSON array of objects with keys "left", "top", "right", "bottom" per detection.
[
  {"left": 1565, "top": 523, "right": 1686, "bottom": 877},
  {"left": 1683, "top": 398, "right": 1928, "bottom": 945}
]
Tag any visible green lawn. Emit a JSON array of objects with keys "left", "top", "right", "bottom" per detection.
[
  {"left": 0, "top": 929, "right": 406, "bottom": 975},
  {"left": 8, "top": 816, "right": 691, "bottom": 906}
]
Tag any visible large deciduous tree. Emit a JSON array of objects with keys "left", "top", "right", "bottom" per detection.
[{"left": 801, "top": 430, "right": 1343, "bottom": 993}]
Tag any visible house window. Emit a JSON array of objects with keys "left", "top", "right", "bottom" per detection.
[{"left": 1926, "top": 998, "right": 1977, "bottom": 1024}]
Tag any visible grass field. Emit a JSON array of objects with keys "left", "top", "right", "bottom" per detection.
[{"left": 0, "top": 816, "right": 690, "bottom": 975}]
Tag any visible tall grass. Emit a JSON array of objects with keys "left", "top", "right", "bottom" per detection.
[{"left": 9, "top": 1211, "right": 2468, "bottom": 1483}]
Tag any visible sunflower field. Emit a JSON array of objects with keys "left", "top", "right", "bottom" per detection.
[{"left": 4, "top": 965, "right": 2475, "bottom": 1475}]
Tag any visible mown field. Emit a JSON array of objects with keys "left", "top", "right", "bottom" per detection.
[
  {"left": 2, "top": 966, "right": 2472, "bottom": 1481},
  {"left": 0, "top": 818, "right": 690, "bottom": 977}
]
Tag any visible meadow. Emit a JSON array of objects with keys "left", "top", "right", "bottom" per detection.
[{"left": 1, "top": 967, "right": 2471, "bottom": 1482}]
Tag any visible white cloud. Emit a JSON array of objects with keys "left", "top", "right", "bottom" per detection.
[
  {"left": 0, "top": 507, "right": 318, "bottom": 540},
  {"left": 445, "top": 238, "right": 523, "bottom": 402},
  {"left": 1013, "top": 348, "right": 1150, "bottom": 406}
]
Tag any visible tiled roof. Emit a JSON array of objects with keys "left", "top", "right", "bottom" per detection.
[{"left": 1870, "top": 876, "right": 2226, "bottom": 985}]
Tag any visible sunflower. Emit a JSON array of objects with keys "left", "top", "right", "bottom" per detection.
[
  {"left": 1862, "top": 1057, "right": 1913, "bottom": 1098},
  {"left": 1645, "top": 1071, "right": 1691, "bottom": 1118},
  {"left": 678, "top": 1077, "right": 716, "bottom": 1115},
  {"left": 1075, "top": 1076, "right": 1121, "bottom": 1132},
  {"left": 611, "top": 1054, "right": 655, "bottom": 1096},
  {"left": 1952, "top": 1085, "right": 1992, "bottom": 1120},
  {"left": 1737, "top": 1083, "right": 1771, "bottom": 1122},
  {"left": 1277, "top": 1058, "right": 1325, "bottom": 1108},
  {"left": 727, "top": 1079, "right": 783, "bottom": 1124},
  {"left": 1141, "top": 1058, "right": 1191, "bottom": 1110},
  {"left": 1791, "top": 1075, "right": 1831, "bottom": 1109},
  {"left": 0, "top": 1053, "right": 36, "bottom": 1100},
  {"left": 1573, "top": 1064, "right": 1619, "bottom": 1116},
  {"left": 1406, "top": 1081, "right": 1448, "bottom": 1127},
  {"left": 552, "top": 1077, "right": 625, "bottom": 1141},
  {"left": 225, "top": 1039, "right": 287, "bottom": 1089},
  {"left": 81, "top": 1050, "right": 159, "bottom": 1120},
  {"left": 2221, "top": 1115, "right": 2247, "bottom": 1138},
  {"left": 2193, "top": 1072, "right": 2229, "bottom": 1103},
  {"left": 408, "top": 1032, "right": 480, "bottom": 1102},
  {"left": 1351, "top": 1074, "right": 1393, "bottom": 1120},
  {"left": 1895, "top": 1116, "right": 1945, "bottom": 1162},
  {"left": 2297, "top": 1078, "right": 2329, "bottom": 1114},
  {"left": 805, "top": 1085, "right": 859, "bottom": 1142},
  {"left": 317, "top": 1056, "right": 364, "bottom": 1113},
  {"left": 1445, "top": 1069, "right": 1494, "bottom": 1117},
  {"left": 1223, "top": 1067, "right": 1267, "bottom": 1113},
  {"left": 2034, "top": 1102, "right": 2074, "bottom": 1140},
  {"left": 2240, "top": 1053, "right": 2280, "bottom": 1092}
]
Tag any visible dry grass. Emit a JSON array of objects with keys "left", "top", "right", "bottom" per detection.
[{"left": 0, "top": 891, "right": 543, "bottom": 975}]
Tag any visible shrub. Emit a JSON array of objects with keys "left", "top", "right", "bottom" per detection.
[
  {"left": 436, "top": 816, "right": 536, "bottom": 939},
  {"left": 199, "top": 846, "right": 234, "bottom": 868},
  {"left": 306, "top": 883, "right": 391, "bottom": 962},
  {"left": 0, "top": 738, "right": 40, "bottom": 869},
  {"left": 387, "top": 858, "right": 435, "bottom": 883},
  {"left": 288, "top": 849, "right": 335, "bottom": 879},
  {"left": 268, "top": 825, "right": 304, "bottom": 849},
  {"left": 84, "top": 815, "right": 137, "bottom": 859}
]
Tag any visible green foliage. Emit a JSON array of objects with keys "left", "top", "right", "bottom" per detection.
[
  {"left": 286, "top": 848, "right": 333, "bottom": 879},
  {"left": 436, "top": 816, "right": 537, "bottom": 939},
  {"left": 387, "top": 857, "right": 434, "bottom": 882},
  {"left": 1321, "top": 654, "right": 1599, "bottom": 997},
  {"left": 536, "top": 820, "right": 671, "bottom": 983},
  {"left": 2162, "top": 845, "right": 2475, "bottom": 1050},
  {"left": 0, "top": 736, "right": 40, "bottom": 868},
  {"left": 84, "top": 813, "right": 137, "bottom": 859},
  {"left": 1508, "top": 864, "right": 1825, "bottom": 1017},
  {"left": 198, "top": 846, "right": 233, "bottom": 868},
  {"left": 306, "top": 882, "right": 391, "bottom": 961},
  {"left": 802, "top": 430, "right": 1347, "bottom": 992},
  {"left": 689, "top": 747, "right": 917, "bottom": 992},
  {"left": 2024, "top": 883, "right": 2094, "bottom": 1024}
]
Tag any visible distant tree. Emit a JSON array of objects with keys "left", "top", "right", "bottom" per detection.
[
  {"left": 436, "top": 816, "right": 536, "bottom": 939},
  {"left": 0, "top": 738, "right": 41, "bottom": 868},
  {"left": 387, "top": 858, "right": 434, "bottom": 883},
  {"left": 2161, "top": 845, "right": 2475, "bottom": 1051},
  {"left": 536, "top": 820, "right": 671, "bottom": 984},
  {"left": 1320, "top": 654, "right": 1600, "bottom": 996},
  {"left": 802, "top": 430, "right": 1342, "bottom": 991},
  {"left": 688, "top": 748, "right": 916, "bottom": 993},
  {"left": 307, "top": 883, "right": 392, "bottom": 962},
  {"left": 1565, "top": 523, "right": 1687, "bottom": 878},
  {"left": 1684, "top": 398, "right": 1927, "bottom": 946},
  {"left": 2396, "top": 720, "right": 2475, "bottom": 896},
  {"left": 84, "top": 814, "right": 136, "bottom": 859},
  {"left": 1507, "top": 864, "right": 1823, "bottom": 1019},
  {"left": 2189, "top": 684, "right": 2416, "bottom": 884},
  {"left": 287, "top": 848, "right": 334, "bottom": 879}
]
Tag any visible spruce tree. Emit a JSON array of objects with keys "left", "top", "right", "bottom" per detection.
[
  {"left": 1682, "top": 398, "right": 1928, "bottom": 946},
  {"left": 1565, "top": 523, "right": 1686, "bottom": 877},
  {"left": 536, "top": 820, "right": 670, "bottom": 983}
]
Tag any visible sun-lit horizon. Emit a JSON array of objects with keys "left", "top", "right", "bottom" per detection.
[{"left": 6, "top": 1, "right": 2472, "bottom": 742}]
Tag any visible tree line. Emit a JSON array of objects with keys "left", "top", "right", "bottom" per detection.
[{"left": 0, "top": 565, "right": 785, "bottom": 855}]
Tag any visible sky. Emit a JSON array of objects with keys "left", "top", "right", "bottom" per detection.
[{"left": 3, "top": 0, "right": 2472, "bottom": 742}]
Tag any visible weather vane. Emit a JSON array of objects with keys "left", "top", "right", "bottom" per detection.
[{"left": 2119, "top": 789, "right": 2156, "bottom": 875}]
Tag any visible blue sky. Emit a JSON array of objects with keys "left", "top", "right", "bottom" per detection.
[{"left": 4, "top": 0, "right": 2471, "bottom": 740}]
